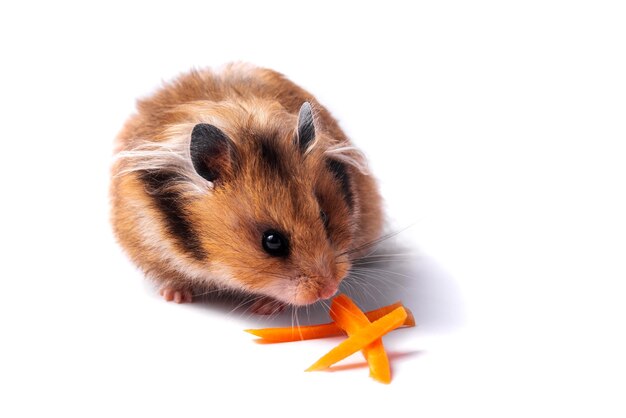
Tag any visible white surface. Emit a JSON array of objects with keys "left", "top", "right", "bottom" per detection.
[{"left": 1, "top": 1, "right": 625, "bottom": 417}]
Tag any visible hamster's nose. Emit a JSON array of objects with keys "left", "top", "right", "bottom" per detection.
[{"left": 318, "top": 282, "right": 339, "bottom": 300}]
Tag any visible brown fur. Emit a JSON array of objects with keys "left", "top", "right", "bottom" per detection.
[{"left": 110, "top": 63, "right": 383, "bottom": 306}]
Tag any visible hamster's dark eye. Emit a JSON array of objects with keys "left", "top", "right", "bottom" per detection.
[
  {"left": 320, "top": 210, "right": 329, "bottom": 228},
  {"left": 262, "top": 230, "right": 289, "bottom": 257}
]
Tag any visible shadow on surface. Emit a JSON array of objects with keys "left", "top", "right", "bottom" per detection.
[
  {"left": 325, "top": 350, "right": 425, "bottom": 372},
  {"left": 339, "top": 239, "right": 465, "bottom": 334}
]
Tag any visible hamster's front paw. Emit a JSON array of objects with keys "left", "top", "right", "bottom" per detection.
[
  {"left": 250, "top": 297, "right": 286, "bottom": 315},
  {"left": 159, "top": 287, "right": 193, "bottom": 303}
]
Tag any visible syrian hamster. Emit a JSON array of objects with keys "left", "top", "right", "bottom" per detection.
[{"left": 110, "top": 63, "right": 383, "bottom": 314}]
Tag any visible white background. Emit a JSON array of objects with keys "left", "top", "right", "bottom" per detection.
[{"left": 1, "top": 1, "right": 625, "bottom": 417}]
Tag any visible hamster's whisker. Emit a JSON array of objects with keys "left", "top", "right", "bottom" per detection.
[
  {"left": 338, "top": 280, "right": 350, "bottom": 294},
  {"left": 191, "top": 287, "right": 226, "bottom": 298},
  {"left": 320, "top": 299, "right": 331, "bottom": 312},
  {"left": 265, "top": 301, "right": 284, "bottom": 321},
  {"left": 347, "top": 270, "right": 410, "bottom": 293},
  {"left": 227, "top": 295, "right": 261, "bottom": 318},
  {"left": 352, "top": 262, "right": 412, "bottom": 270},
  {"left": 348, "top": 268, "right": 410, "bottom": 286},
  {"left": 350, "top": 259, "right": 410, "bottom": 267},
  {"left": 352, "top": 253, "right": 415, "bottom": 262},
  {"left": 338, "top": 225, "right": 414, "bottom": 258},
  {"left": 293, "top": 305, "right": 302, "bottom": 336},
  {"left": 338, "top": 280, "right": 362, "bottom": 303},
  {"left": 337, "top": 253, "right": 414, "bottom": 266},
  {"left": 290, "top": 287, "right": 300, "bottom": 331},
  {"left": 344, "top": 273, "right": 387, "bottom": 300},
  {"left": 350, "top": 267, "right": 414, "bottom": 280},
  {"left": 358, "top": 251, "right": 414, "bottom": 258},
  {"left": 342, "top": 277, "right": 385, "bottom": 304},
  {"left": 352, "top": 273, "right": 394, "bottom": 293},
  {"left": 305, "top": 303, "right": 312, "bottom": 325},
  {"left": 341, "top": 275, "right": 363, "bottom": 295}
]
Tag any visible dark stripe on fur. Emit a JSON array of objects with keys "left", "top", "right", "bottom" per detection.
[
  {"left": 258, "top": 138, "right": 288, "bottom": 179},
  {"left": 326, "top": 159, "right": 354, "bottom": 210},
  {"left": 140, "top": 170, "right": 207, "bottom": 261}
]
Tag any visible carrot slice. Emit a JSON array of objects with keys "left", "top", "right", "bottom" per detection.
[
  {"left": 245, "top": 323, "right": 340, "bottom": 342},
  {"left": 330, "top": 295, "right": 391, "bottom": 383},
  {"left": 305, "top": 306, "right": 407, "bottom": 372},
  {"left": 368, "top": 301, "right": 416, "bottom": 327},
  {"left": 245, "top": 301, "right": 414, "bottom": 342}
]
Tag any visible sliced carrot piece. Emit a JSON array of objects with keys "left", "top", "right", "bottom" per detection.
[
  {"left": 245, "top": 301, "right": 415, "bottom": 342},
  {"left": 368, "top": 301, "right": 416, "bottom": 327},
  {"left": 305, "top": 306, "right": 407, "bottom": 372},
  {"left": 331, "top": 295, "right": 385, "bottom": 334},
  {"left": 363, "top": 301, "right": 404, "bottom": 321},
  {"left": 245, "top": 323, "right": 340, "bottom": 342},
  {"left": 330, "top": 295, "right": 391, "bottom": 383}
]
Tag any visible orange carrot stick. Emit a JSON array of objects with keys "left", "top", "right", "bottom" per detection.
[
  {"left": 305, "top": 306, "right": 407, "bottom": 372},
  {"left": 245, "top": 301, "right": 414, "bottom": 342},
  {"left": 369, "top": 302, "right": 416, "bottom": 327},
  {"left": 330, "top": 295, "right": 391, "bottom": 383},
  {"left": 245, "top": 323, "right": 341, "bottom": 342}
]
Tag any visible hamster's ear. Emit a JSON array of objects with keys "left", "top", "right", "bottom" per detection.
[
  {"left": 190, "top": 123, "right": 237, "bottom": 184},
  {"left": 296, "top": 102, "right": 316, "bottom": 153}
]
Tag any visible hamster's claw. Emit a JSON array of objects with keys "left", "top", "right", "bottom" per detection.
[
  {"left": 159, "top": 287, "right": 193, "bottom": 303},
  {"left": 250, "top": 297, "right": 286, "bottom": 315}
]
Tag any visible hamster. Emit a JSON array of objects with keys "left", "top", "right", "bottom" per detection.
[{"left": 110, "top": 63, "right": 383, "bottom": 314}]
